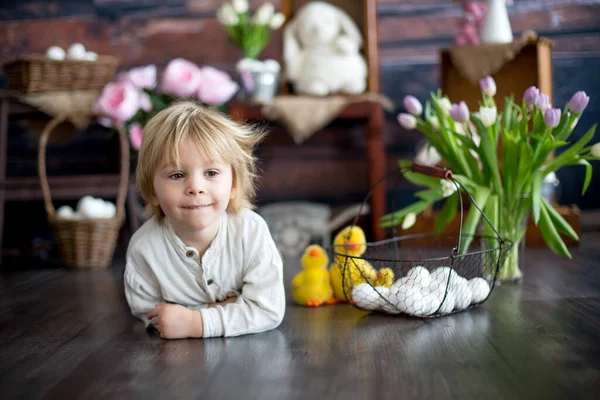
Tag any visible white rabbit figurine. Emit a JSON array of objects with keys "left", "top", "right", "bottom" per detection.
[{"left": 283, "top": 1, "right": 368, "bottom": 96}]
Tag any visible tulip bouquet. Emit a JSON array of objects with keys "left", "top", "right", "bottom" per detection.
[
  {"left": 93, "top": 58, "right": 239, "bottom": 151},
  {"left": 387, "top": 76, "right": 600, "bottom": 282},
  {"left": 217, "top": 0, "right": 286, "bottom": 59}
]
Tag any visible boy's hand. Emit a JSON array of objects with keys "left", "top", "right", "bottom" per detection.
[{"left": 148, "top": 304, "right": 203, "bottom": 339}]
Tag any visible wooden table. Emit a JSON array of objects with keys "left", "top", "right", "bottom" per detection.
[
  {"left": 230, "top": 101, "right": 387, "bottom": 242},
  {"left": 1, "top": 232, "right": 599, "bottom": 399}
]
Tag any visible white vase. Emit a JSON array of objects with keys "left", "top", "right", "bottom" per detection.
[{"left": 481, "top": 0, "right": 513, "bottom": 44}]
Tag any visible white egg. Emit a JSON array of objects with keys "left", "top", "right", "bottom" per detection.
[
  {"left": 67, "top": 43, "right": 87, "bottom": 60},
  {"left": 451, "top": 278, "right": 473, "bottom": 311},
  {"left": 420, "top": 286, "right": 443, "bottom": 316},
  {"left": 405, "top": 266, "right": 431, "bottom": 290},
  {"left": 83, "top": 51, "right": 98, "bottom": 61},
  {"left": 46, "top": 46, "right": 66, "bottom": 60},
  {"left": 103, "top": 201, "right": 117, "bottom": 218},
  {"left": 56, "top": 205, "right": 74, "bottom": 219},
  {"left": 468, "top": 277, "right": 491, "bottom": 304},
  {"left": 431, "top": 266, "right": 453, "bottom": 284},
  {"left": 428, "top": 284, "right": 456, "bottom": 315},
  {"left": 388, "top": 284, "right": 426, "bottom": 316},
  {"left": 352, "top": 283, "right": 384, "bottom": 311}
]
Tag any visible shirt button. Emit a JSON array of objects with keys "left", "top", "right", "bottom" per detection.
[
  {"left": 186, "top": 251, "right": 194, "bottom": 258},
  {"left": 207, "top": 279, "right": 214, "bottom": 285}
]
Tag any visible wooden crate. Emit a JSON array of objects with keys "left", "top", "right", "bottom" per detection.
[{"left": 440, "top": 39, "right": 553, "bottom": 111}]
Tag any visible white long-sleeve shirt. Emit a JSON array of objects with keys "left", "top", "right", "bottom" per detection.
[{"left": 123, "top": 208, "right": 285, "bottom": 338}]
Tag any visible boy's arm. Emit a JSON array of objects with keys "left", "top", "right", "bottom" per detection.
[
  {"left": 124, "top": 261, "right": 163, "bottom": 327},
  {"left": 199, "top": 222, "right": 286, "bottom": 338}
]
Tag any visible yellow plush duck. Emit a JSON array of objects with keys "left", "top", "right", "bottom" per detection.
[
  {"left": 292, "top": 245, "right": 334, "bottom": 307},
  {"left": 330, "top": 225, "right": 378, "bottom": 302},
  {"left": 374, "top": 267, "right": 395, "bottom": 287}
]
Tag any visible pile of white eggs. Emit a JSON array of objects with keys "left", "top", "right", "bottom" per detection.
[
  {"left": 56, "top": 196, "right": 116, "bottom": 220},
  {"left": 351, "top": 266, "right": 491, "bottom": 317},
  {"left": 46, "top": 43, "right": 98, "bottom": 61}
]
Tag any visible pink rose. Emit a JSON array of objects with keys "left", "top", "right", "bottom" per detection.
[
  {"left": 128, "top": 123, "right": 143, "bottom": 150},
  {"left": 196, "top": 66, "right": 239, "bottom": 105},
  {"left": 161, "top": 58, "right": 202, "bottom": 98},
  {"left": 93, "top": 81, "right": 140, "bottom": 122},
  {"left": 139, "top": 91, "right": 152, "bottom": 112},
  {"left": 119, "top": 65, "right": 157, "bottom": 89}
]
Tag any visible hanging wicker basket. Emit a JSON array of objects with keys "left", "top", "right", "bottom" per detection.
[
  {"left": 38, "top": 115, "right": 130, "bottom": 268},
  {"left": 3, "top": 54, "right": 119, "bottom": 93}
]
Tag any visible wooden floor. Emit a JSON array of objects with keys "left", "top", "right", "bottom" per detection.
[{"left": 1, "top": 234, "right": 600, "bottom": 400}]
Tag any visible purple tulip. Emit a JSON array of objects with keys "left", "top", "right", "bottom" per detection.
[
  {"left": 403, "top": 95, "right": 423, "bottom": 116},
  {"left": 544, "top": 108, "right": 561, "bottom": 128},
  {"left": 568, "top": 91, "right": 590, "bottom": 114},
  {"left": 450, "top": 101, "right": 470, "bottom": 122},
  {"left": 398, "top": 113, "right": 417, "bottom": 130},
  {"left": 479, "top": 76, "right": 496, "bottom": 96},
  {"left": 523, "top": 86, "right": 539, "bottom": 105},
  {"left": 535, "top": 94, "right": 551, "bottom": 111}
]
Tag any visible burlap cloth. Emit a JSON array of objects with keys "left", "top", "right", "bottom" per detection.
[
  {"left": 17, "top": 89, "right": 101, "bottom": 130},
  {"left": 448, "top": 31, "right": 555, "bottom": 84},
  {"left": 261, "top": 92, "right": 394, "bottom": 144}
]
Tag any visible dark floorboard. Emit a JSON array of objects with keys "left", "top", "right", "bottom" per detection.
[{"left": 1, "top": 234, "right": 600, "bottom": 399}]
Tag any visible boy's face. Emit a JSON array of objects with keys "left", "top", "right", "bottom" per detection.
[{"left": 152, "top": 137, "right": 236, "bottom": 237}]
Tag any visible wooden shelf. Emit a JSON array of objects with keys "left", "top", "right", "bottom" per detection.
[
  {"left": 0, "top": 174, "right": 122, "bottom": 201},
  {"left": 230, "top": 100, "right": 387, "bottom": 241}
]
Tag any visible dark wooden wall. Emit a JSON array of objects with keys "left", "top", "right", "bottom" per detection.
[{"left": 1, "top": 0, "right": 599, "bottom": 244}]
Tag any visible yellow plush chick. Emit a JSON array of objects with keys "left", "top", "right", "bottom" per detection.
[
  {"left": 292, "top": 245, "right": 334, "bottom": 307},
  {"left": 374, "top": 267, "right": 395, "bottom": 287},
  {"left": 330, "top": 225, "right": 378, "bottom": 302}
]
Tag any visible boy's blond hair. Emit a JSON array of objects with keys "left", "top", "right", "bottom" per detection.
[{"left": 136, "top": 101, "right": 266, "bottom": 221}]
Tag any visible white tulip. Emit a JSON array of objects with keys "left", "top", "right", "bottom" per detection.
[
  {"left": 479, "top": 106, "right": 497, "bottom": 128},
  {"left": 591, "top": 142, "right": 600, "bottom": 158},
  {"left": 415, "top": 144, "right": 441, "bottom": 167},
  {"left": 397, "top": 113, "right": 417, "bottom": 130},
  {"left": 252, "top": 3, "right": 275, "bottom": 25},
  {"left": 429, "top": 116, "right": 440, "bottom": 131},
  {"left": 441, "top": 179, "right": 457, "bottom": 198},
  {"left": 439, "top": 97, "right": 452, "bottom": 115},
  {"left": 402, "top": 213, "right": 416, "bottom": 230},
  {"left": 232, "top": 0, "right": 249, "bottom": 14},
  {"left": 217, "top": 3, "right": 239, "bottom": 26},
  {"left": 269, "top": 12, "right": 286, "bottom": 30}
]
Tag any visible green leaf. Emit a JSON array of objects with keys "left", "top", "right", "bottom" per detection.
[
  {"left": 577, "top": 159, "right": 593, "bottom": 195},
  {"left": 458, "top": 185, "right": 491, "bottom": 254},
  {"left": 380, "top": 200, "right": 432, "bottom": 228},
  {"left": 482, "top": 194, "right": 499, "bottom": 239},
  {"left": 531, "top": 171, "right": 543, "bottom": 224},
  {"left": 541, "top": 198, "right": 579, "bottom": 241},
  {"left": 414, "top": 189, "right": 444, "bottom": 203},
  {"left": 472, "top": 115, "right": 503, "bottom": 194},
  {"left": 545, "top": 124, "right": 596, "bottom": 173},
  {"left": 398, "top": 160, "right": 442, "bottom": 188},
  {"left": 435, "top": 192, "right": 459, "bottom": 234},
  {"left": 539, "top": 203, "right": 572, "bottom": 258},
  {"left": 502, "top": 96, "right": 514, "bottom": 132}
]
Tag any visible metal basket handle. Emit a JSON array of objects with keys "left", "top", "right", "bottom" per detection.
[
  {"left": 347, "top": 163, "right": 504, "bottom": 253},
  {"left": 37, "top": 114, "right": 130, "bottom": 223}
]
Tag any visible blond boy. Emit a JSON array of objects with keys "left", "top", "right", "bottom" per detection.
[{"left": 124, "top": 102, "right": 285, "bottom": 338}]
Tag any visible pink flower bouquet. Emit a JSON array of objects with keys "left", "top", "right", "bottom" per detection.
[{"left": 94, "top": 58, "right": 239, "bottom": 151}]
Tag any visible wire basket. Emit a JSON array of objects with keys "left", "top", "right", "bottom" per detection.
[
  {"left": 37, "top": 115, "right": 129, "bottom": 268},
  {"left": 328, "top": 164, "right": 513, "bottom": 317},
  {"left": 3, "top": 54, "right": 119, "bottom": 93}
]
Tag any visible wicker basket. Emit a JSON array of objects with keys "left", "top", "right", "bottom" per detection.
[
  {"left": 3, "top": 54, "right": 119, "bottom": 93},
  {"left": 38, "top": 115, "right": 130, "bottom": 268}
]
